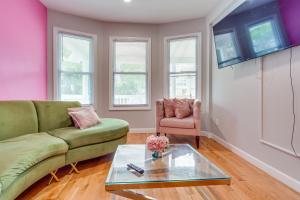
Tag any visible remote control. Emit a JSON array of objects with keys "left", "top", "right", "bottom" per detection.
[{"left": 127, "top": 163, "right": 144, "bottom": 174}]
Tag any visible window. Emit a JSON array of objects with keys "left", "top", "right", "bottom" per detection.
[
  {"left": 109, "top": 37, "right": 151, "bottom": 110},
  {"left": 248, "top": 19, "right": 282, "bottom": 55},
  {"left": 165, "top": 34, "right": 201, "bottom": 99},
  {"left": 54, "top": 28, "right": 96, "bottom": 105},
  {"left": 215, "top": 31, "right": 240, "bottom": 66}
]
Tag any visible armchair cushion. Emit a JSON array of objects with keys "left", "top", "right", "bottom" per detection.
[{"left": 160, "top": 115, "right": 195, "bottom": 129}]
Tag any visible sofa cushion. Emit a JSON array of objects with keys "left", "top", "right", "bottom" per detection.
[
  {"left": 160, "top": 115, "right": 194, "bottom": 129},
  {"left": 47, "top": 118, "right": 129, "bottom": 149},
  {"left": 0, "top": 133, "right": 68, "bottom": 193},
  {"left": 0, "top": 101, "right": 38, "bottom": 141},
  {"left": 33, "top": 101, "right": 81, "bottom": 132}
]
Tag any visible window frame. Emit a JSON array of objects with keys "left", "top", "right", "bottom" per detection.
[
  {"left": 109, "top": 36, "right": 152, "bottom": 111},
  {"left": 53, "top": 27, "right": 97, "bottom": 106},
  {"left": 163, "top": 33, "right": 202, "bottom": 99}
]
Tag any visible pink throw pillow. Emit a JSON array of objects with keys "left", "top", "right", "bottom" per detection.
[
  {"left": 163, "top": 98, "right": 175, "bottom": 118},
  {"left": 68, "top": 107, "right": 101, "bottom": 129},
  {"left": 182, "top": 99, "right": 194, "bottom": 113},
  {"left": 186, "top": 99, "right": 194, "bottom": 111},
  {"left": 174, "top": 99, "right": 192, "bottom": 119},
  {"left": 68, "top": 107, "right": 91, "bottom": 128}
]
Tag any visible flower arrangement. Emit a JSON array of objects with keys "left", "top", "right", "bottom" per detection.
[{"left": 146, "top": 135, "right": 169, "bottom": 158}]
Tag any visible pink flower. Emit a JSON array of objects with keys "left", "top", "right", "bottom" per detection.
[{"left": 146, "top": 135, "right": 169, "bottom": 152}]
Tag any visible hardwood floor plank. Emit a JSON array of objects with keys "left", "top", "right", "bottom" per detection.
[{"left": 17, "top": 133, "right": 300, "bottom": 200}]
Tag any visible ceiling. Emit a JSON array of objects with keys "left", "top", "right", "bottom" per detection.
[{"left": 40, "top": 0, "right": 220, "bottom": 24}]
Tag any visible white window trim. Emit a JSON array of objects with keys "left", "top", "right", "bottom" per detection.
[
  {"left": 163, "top": 33, "right": 202, "bottom": 100},
  {"left": 53, "top": 27, "right": 98, "bottom": 107},
  {"left": 109, "top": 36, "right": 152, "bottom": 111}
]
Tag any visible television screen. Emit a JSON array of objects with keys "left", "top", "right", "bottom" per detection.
[{"left": 213, "top": 0, "right": 300, "bottom": 68}]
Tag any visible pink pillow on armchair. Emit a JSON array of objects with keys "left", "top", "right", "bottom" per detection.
[
  {"left": 68, "top": 107, "right": 101, "bottom": 129},
  {"left": 163, "top": 98, "right": 175, "bottom": 118},
  {"left": 174, "top": 99, "right": 192, "bottom": 119}
]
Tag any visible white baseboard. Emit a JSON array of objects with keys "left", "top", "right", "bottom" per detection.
[
  {"left": 208, "top": 132, "right": 300, "bottom": 193},
  {"left": 129, "top": 128, "right": 156, "bottom": 134},
  {"left": 201, "top": 131, "right": 213, "bottom": 138}
]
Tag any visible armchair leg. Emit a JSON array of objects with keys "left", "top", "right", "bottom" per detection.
[
  {"left": 196, "top": 136, "right": 200, "bottom": 149},
  {"left": 157, "top": 132, "right": 160, "bottom": 136}
]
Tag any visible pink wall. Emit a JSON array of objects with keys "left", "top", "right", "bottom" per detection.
[
  {"left": 279, "top": 0, "right": 300, "bottom": 45},
  {"left": 0, "top": 0, "right": 47, "bottom": 100}
]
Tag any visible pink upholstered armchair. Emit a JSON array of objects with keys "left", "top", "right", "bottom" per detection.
[{"left": 156, "top": 99, "right": 201, "bottom": 148}]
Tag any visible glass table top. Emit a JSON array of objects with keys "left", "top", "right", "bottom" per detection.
[{"left": 105, "top": 144, "right": 230, "bottom": 186}]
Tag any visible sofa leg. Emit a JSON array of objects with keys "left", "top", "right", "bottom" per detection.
[
  {"left": 196, "top": 136, "right": 200, "bottom": 149},
  {"left": 49, "top": 169, "right": 59, "bottom": 185},
  {"left": 157, "top": 132, "right": 160, "bottom": 136},
  {"left": 69, "top": 162, "right": 80, "bottom": 174}
]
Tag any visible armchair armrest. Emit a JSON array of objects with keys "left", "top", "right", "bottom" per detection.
[
  {"left": 193, "top": 99, "right": 201, "bottom": 133},
  {"left": 156, "top": 99, "right": 164, "bottom": 133}
]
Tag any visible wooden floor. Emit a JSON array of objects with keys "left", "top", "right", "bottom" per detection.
[{"left": 17, "top": 133, "right": 300, "bottom": 200}]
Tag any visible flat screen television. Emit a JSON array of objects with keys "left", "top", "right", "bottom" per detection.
[{"left": 213, "top": 0, "right": 300, "bottom": 68}]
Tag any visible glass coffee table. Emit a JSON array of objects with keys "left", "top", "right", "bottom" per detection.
[{"left": 105, "top": 144, "right": 231, "bottom": 200}]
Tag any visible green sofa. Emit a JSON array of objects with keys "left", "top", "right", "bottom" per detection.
[{"left": 0, "top": 101, "right": 129, "bottom": 200}]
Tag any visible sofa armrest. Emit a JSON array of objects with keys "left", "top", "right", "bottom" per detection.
[
  {"left": 156, "top": 99, "right": 164, "bottom": 133},
  {"left": 193, "top": 99, "right": 201, "bottom": 133}
]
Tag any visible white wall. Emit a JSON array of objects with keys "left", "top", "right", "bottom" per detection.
[
  {"left": 206, "top": 0, "right": 300, "bottom": 192},
  {"left": 47, "top": 10, "right": 207, "bottom": 129},
  {"left": 262, "top": 48, "right": 300, "bottom": 155}
]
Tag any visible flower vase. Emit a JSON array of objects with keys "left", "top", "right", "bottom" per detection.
[{"left": 152, "top": 151, "right": 162, "bottom": 158}]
